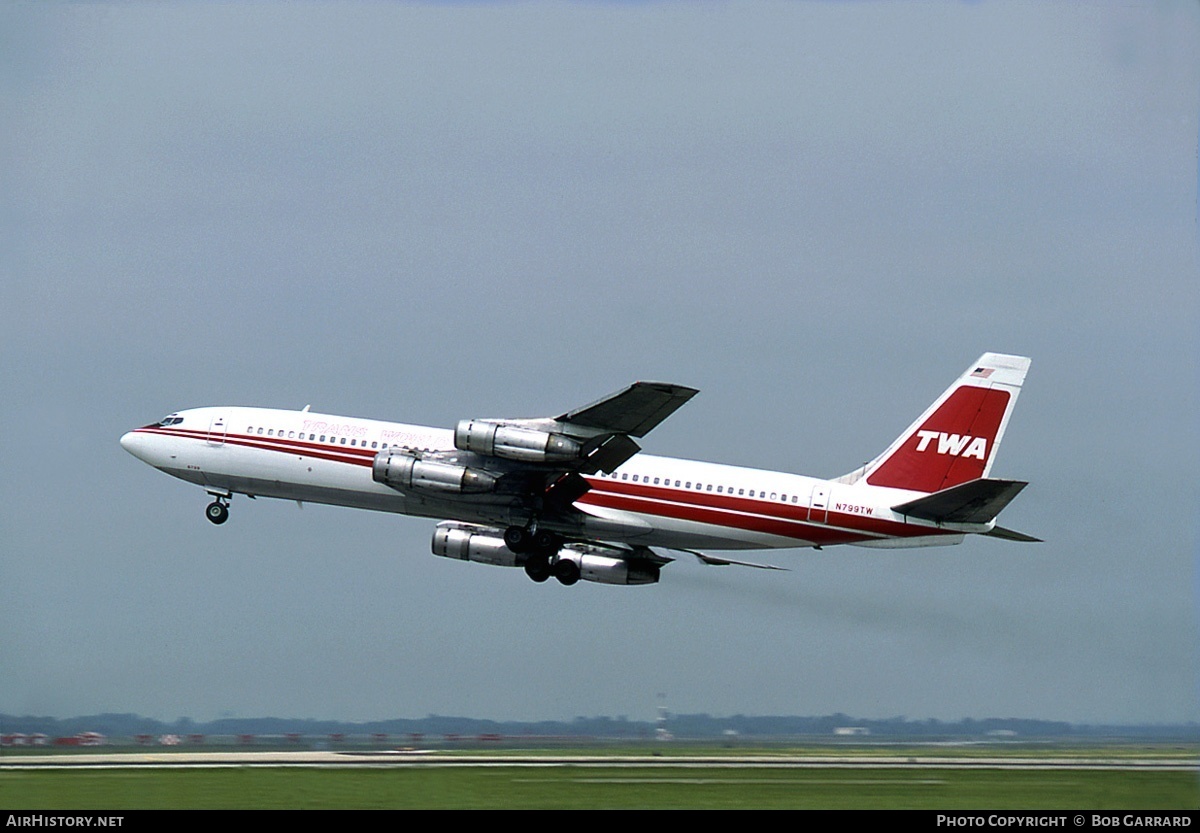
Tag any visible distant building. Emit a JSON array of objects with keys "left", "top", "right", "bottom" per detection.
[{"left": 834, "top": 726, "right": 870, "bottom": 736}]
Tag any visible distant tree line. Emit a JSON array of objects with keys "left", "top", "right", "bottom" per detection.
[{"left": 2, "top": 712, "right": 1197, "bottom": 742}]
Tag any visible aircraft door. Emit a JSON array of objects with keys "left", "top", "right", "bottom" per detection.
[
  {"left": 207, "top": 416, "right": 227, "bottom": 446},
  {"left": 808, "top": 485, "right": 828, "bottom": 524}
]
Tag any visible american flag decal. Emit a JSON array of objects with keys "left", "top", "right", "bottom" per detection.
[{"left": 971, "top": 367, "right": 994, "bottom": 378}]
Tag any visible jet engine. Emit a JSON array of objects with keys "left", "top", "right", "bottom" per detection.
[
  {"left": 553, "top": 548, "right": 661, "bottom": 586},
  {"left": 430, "top": 523, "right": 660, "bottom": 586},
  {"left": 432, "top": 523, "right": 520, "bottom": 567},
  {"left": 372, "top": 449, "right": 497, "bottom": 494},
  {"left": 454, "top": 420, "right": 583, "bottom": 464}
]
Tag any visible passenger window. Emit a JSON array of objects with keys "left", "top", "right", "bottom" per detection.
[
  {"left": 257, "top": 428, "right": 264, "bottom": 435},
  {"left": 738, "top": 488, "right": 744, "bottom": 496}
]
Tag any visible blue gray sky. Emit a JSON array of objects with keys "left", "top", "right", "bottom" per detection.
[{"left": 2, "top": 2, "right": 1197, "bottom": 725}]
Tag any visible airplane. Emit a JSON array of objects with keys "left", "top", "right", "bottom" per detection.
[{"left": 120, "top": 352, "right": 1038, "bottom": 587}]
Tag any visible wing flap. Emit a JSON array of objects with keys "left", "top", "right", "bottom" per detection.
[{"left": 580, "top": 433, "right": 641, "bottom": 474}]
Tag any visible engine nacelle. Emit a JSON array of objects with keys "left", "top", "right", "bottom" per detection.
[
  {"left": 454, "top": 420, "right": 582, "bottom": 464},
  {"left": 373, "top": 449, "right": 497, "bottom": 494},
  {"left": 431, "top": 523, "right": 660, "bottom": 586},
  {"left": 555, "top": 549, "right": 661, "bottom": 586},
  {"left": 432, "top": 524, "right": 520, "bottom": 567}
]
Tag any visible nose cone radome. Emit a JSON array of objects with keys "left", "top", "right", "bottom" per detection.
[{"left": 120, "top": 430, "right": 149, "bottom": 462}]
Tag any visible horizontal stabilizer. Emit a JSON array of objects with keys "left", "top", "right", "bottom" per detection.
[
  {"left": 984, "top": 525, "right": 1043, "bottom": 543},
  {"left": 892, "top": 478, "right": 1028, "bottom": 524}
]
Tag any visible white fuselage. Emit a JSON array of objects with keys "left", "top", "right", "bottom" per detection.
[{"left": 121, "top": 406, "right": 981, "bottom": 552}]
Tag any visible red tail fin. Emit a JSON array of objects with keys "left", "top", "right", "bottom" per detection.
[{"left": 855, "top": 354, "right": 1030, "bottom": 494}]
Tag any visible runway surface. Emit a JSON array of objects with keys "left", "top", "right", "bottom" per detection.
[{"left": 2, "top": 750, "right": 1195, "bottom": 771}]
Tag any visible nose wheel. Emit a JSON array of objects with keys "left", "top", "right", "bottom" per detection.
[{"left": 205, "top": 499, "right": 230, "bottom": 525}]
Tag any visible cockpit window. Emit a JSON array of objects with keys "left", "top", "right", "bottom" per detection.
[{"left": 158, "top": 415, "right": 183, "bottom": 426}]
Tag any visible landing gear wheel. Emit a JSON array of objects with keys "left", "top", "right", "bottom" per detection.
[
  {"left": 524, "top": 555, "right": 551, "bottom": 583},
  {"left": 205, "top": 501, "right": 229, "bottom": 525},
  {"left": 504, "top": 526, "right": 531, "bottom": 554},
  {"left": 531, "top": 529, "right": 562, "bottom": 557},
  {"left": 553, "top": 558, "right": 580, "bottom": 586}
]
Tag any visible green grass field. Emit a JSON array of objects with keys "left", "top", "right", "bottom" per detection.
[{"left": 2, "top": 765, "right": 1196, "bottom": 809}]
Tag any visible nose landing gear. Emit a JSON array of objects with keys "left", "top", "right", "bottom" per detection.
[{"left": 205, "top": 497, "right": 230, "bottom": 525}]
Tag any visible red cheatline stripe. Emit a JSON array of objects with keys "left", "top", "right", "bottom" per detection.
[
  {"left": 138, "top": 425, "right": 378, "bottom": 458},
  {"left": 134, "top": 427, "right": 376, "bottom": 467},
  {"left": 582, "top": 478, "right": 935, "bottom": 539},
  {"left": 577, "top": 490, "right": 863, "bottom": 545}
]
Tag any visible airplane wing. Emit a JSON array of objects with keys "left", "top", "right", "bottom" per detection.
[
  {"left": 455, "top": 381, "right": 698, "bottom": 476},
  {"left": 557, "top": 381, "right": 699, "bottom": 437},
  {"left": 684, "top": 549, "right": 789, "bottom": 571},
  {"left": 984, "top": 526, "right": 1043, "bottom": 543}
]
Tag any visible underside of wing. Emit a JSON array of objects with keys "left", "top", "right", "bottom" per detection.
[
  {"left": 984, "top": 525, "right": 1043, "bottom": 543},
  {"left": 557, "top": 381, "right": 699, "bottom": 438},
  {"left": 690, "top": 551, "right": 789, "bottom": 571}
]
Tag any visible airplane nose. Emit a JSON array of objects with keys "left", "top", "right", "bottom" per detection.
[{"left": 120, "top": 430, "right": 149, "bottom": 461}]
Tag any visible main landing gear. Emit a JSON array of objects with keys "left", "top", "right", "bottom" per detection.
[
  {"left": 504, "top": 525, "right": 580, "bottom": 586},
  {"left": 205, "top": 497, "right": 230, "bottom": 525}
]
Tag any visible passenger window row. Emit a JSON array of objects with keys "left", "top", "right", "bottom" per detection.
[
  {"left": 600, "top": 470, "right": 799, "bottom": 503},
  {"left": 245, "top": 426, "right": 389, "bottom": 450}
]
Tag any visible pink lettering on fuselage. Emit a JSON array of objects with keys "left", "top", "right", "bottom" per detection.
[
  {"left": 380, "top": 429, "right": 428, "bottom": 446},
  {"left": 302, "top": 420, "right": 367, "bottom": 438}
]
